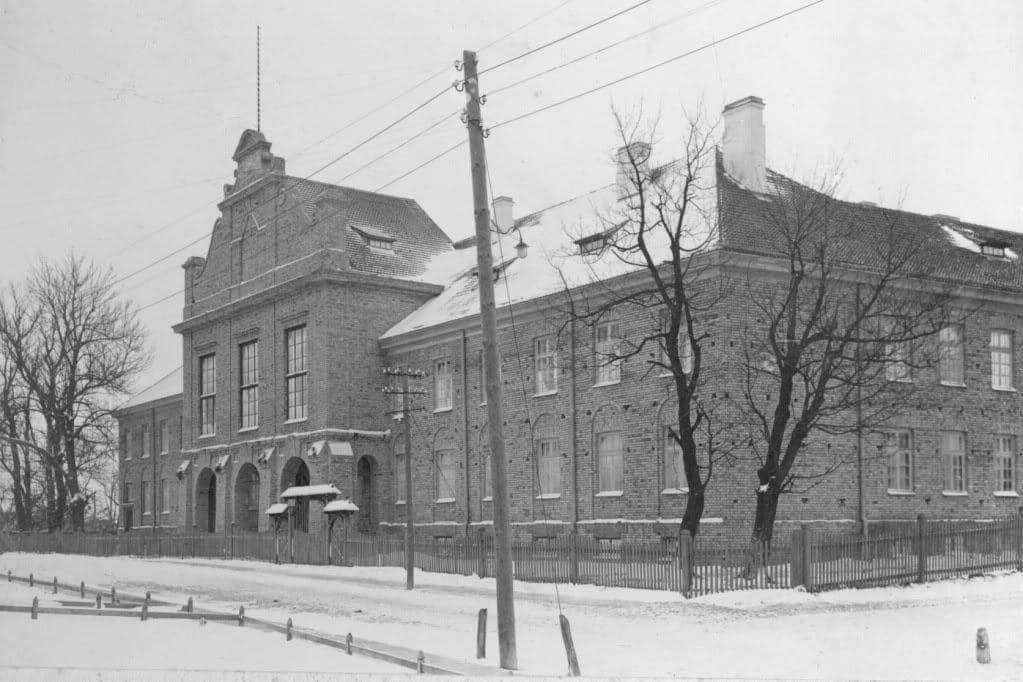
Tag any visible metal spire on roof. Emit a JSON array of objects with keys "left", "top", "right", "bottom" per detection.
[{"left": 256, "top": 25, "right": 261, "bottom": 133}]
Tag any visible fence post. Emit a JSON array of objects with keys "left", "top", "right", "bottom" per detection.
[
  {"left": 790, "top": 527, "right": 804, "bottom": 588},
  {"left": 238, "top": 605, "right": 245, "bottom": 626},
  {"left": 916, "top": 513, "right": 926, "bottom": 584},
  {"left": 286, "top": 617, "right": 293, "bottom": 641},
  {"left": 476, "top": 608, "right": 487, "bottom": 659},
  {"left": 801, "top": 524, "right": 813, "bottom": 591},
  {"left": 53, "top": 577, "right": 58, "bottom": 594},
  {"left": 29, "top": 572, "right": 33, "bottom": 587},
  {"left": 31, "top": 596, "right": 38, "bottom": 620},
  {"left": 96, "top": 593, "right": 101, "bottom": 609},
  {"left": 569, "top": 531, "right": 580, "bottom": 584},
  {"left": 679, "top": 533, "right": 693, "bottom": 597},
  {"left": 80, "top": 581, "right": 85, "bottom": 598}
]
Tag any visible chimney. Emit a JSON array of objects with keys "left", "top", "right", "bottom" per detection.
[
  {"left": 493, "top": 196, "right": 515, "bottom": 233},
  {"left": 615, "top": 142, "right": 651, "bottom": 200},
  {"left": 722, "top": 96, "right": 766, "bottom": 192}
]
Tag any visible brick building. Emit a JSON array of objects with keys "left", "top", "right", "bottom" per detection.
[{"left": 118, "top": 97, "right": 1023, "bottom": 542}]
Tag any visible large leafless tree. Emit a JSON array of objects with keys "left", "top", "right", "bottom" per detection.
[{"left": 0, "top": 254, "right": 149, "bottom": 531}]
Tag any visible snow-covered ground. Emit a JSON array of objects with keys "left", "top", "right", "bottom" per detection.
[
  {"left": 3, "top": 551, "right": 1023, "bottom": 679},
  {"left": 0, "top": 579, "right": 407, "bottom": 680}
]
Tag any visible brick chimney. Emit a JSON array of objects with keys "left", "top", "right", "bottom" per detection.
[
  {"left": 722, "top": 96, "right": 766, "bottom": 192},
  {"left": 493, "top": 196, "right": 515, "bottom": 233},
  {"left": 615, "top": 142, "right": 651, "bottom": 200}
]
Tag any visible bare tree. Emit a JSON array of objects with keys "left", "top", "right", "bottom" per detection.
[
  {"left": 0, "top": 253, "right": 149, "bottom": 531},
  {"left": 559, "top": 109, "right": 736, "bottom": 537},
  {"left": 0, "top": 354, "right": 35, "bottom": 529},
  {"left": 733, "top": 171, "right": 956, "bottom": 552}
]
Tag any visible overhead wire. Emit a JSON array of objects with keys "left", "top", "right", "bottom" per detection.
[{"left": 489, "top": 0, "right": 827, "bottom": 132}]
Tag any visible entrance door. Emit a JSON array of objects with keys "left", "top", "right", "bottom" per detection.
[
  {"left": 356, "top": 456, "right": 375, "bottom": 534},
  {"left": 123, "top": 507, "right": 133, "bottom": 532}
]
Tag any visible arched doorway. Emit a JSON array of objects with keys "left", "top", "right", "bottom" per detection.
[
  {"left": 195, "top": 468, "right": 216, "bottom": 533},
  {"left": 280, "top": 457, "right": 310, "bottom": 532},
  {"left": 234, "top": 463, "right": 260, "bottom": 532},
  {"left": 355, "top": 455, "right": 376, "bottom": 534}
]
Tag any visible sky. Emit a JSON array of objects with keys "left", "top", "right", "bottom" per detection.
[{"left": 1, "top": 0, "right": 1020, "bottom": 394}]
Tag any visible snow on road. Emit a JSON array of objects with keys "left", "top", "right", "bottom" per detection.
[
  {"left": 0, "top": 579, "right": 407, "bottom": 679},
  {"left": 3, "top": 551, "right": 1023, "bottom": 679}
]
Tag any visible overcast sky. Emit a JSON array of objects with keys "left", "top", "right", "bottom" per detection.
[{"left": 1, "top": 0, "right": 1020, "bottom": 394}]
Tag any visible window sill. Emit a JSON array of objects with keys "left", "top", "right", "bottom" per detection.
[
  {"left": 433, "top": 407, "right": 453, "bottom": 414},
  {"left": 141, "top": 455, "right": 151, "bottom": 459},
  {"left": 238, "top": 426, "right": 259, "bottom": 433},
  {"left": 661, "top": 488, "right": 689, "bottom": 496},
  {"left": 161, "top": 511, "right": 171, "bottom": 515},
  {"left": 160, "top": 451, "right": 168, "bottom": 456},
  {"left": 283, "top": 418, "right": 308, "bottom": 425},
  {"left": 197, "top": 434, "right": 216, "bottom": 440},
  {"left": 595, "top": 490, "right": 623, "bottom": 498},
  {"left": 142, "top": 512, "right": 152, "bottom": 517},
  {"left": 887, "top": 378, "right": 914, "bottom": 384},
  {"left": 395, "top": 500, "right": 406, "bottom": 506},
  {"left": 533, "top": 390, "right": 558, "bottom": 398},
  {"left": 436, "top": 497, "right": 456, "bottom": 504},
  {"left": 939, "top": 381, "right": 967, "bottom": 388},
  {"left": 593, "top": 380, "right": 621, "bottom": 389},
  {"left": 992, "top": 386, "right": 1017, "bottom": 393},
  {"left": 941, "top": 490, "right": 969, "bottom": 497},
  {"left": 536, "top": 493, "right": 561, "bottom": 500},
  {"left": 482, "top": 496, "right": 493, "bottom": 502},
  {"left": 993, "top": 490, "right": 1020, "bottom": 498},
  {"left": 887, "top": 489, "right": 916, "bottom": 496}
]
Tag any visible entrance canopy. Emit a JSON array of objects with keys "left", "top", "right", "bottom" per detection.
[
  {"left": 279, "top": 484, "right": 342, "bottom": 502},
  {"left": 265, "top": 503, "right": 289, "bottom": 516},
  {"left": 324, "top": 499, "right": 359, "bottom": 514}
]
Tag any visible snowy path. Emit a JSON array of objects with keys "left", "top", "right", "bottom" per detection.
[{"left": 3, "top": 552, "right": 1023, "bottom": 678}]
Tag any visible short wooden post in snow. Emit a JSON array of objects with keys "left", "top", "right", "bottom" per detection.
[
  {"left": 416, "top": 650, "right": 425, "bottom": 673},
  {"left": 80, "top": 581, "right": 85, "bottom": 598},
  {"left": 476, "top": 608, "right": 487, "bottom": 659},
  {"left": 52, "top": 577, "right": 57, "bottom": 594},
  {"left": 96, "top": 593, "right": 102, "bottom": 609},
  {"left": 145, "top": 590, "right": 151, "bottom": 602},
  {"left": 31, "top": 596, "right": 38, "bottom": 620},
  {"left": 141, "top": 600, "right": 149, "bottom": 621},
  {"left": 346, "top": 633, "right": 353, "bottom": 655},
  {"left": 976, "top": 627, "right": 991, "bottom": 664},
  {"left": 28, "top": 572, "right": 33, "bottom": 587},
  {"left": 286, "top": 617, "right": 293, "bottom": 641},
  {"left": 7, "top": 570, "right": 10, "bottom": 583},
  {"left": 111, "top": 586, "right": 117, "bottom": 605},
  {"left": 559, "top": 614, "right": 581, "bottom": 677},
  {"left": 238, "top": 605, "right": 245, "bottom": 626},
  {"left": 186, "top": 597, "right": 193, "bottom": 613}
]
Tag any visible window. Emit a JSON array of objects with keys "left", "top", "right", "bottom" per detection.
[
  {"left": 285, "top": 326, "right": 307, "bottom": 421},
  {"left": 124, "top": 430, "right": 133, "bottom": 460},
  {"left": 941, "top": 431, "right": 967, "bottom": 493},
  {"left": 596, "top": 430, "right": 624, "bottom": 493},
  {"left": 885, "top": 430, "right": 913, "bottom": 492},
  {"left": 141, "top": 424, "right": 151, "bottom": 458},
  {"left": 938, "top": 326, "right": 964, "bottom": 385},
  {"left": 660, "top": 312, "right": 694, "bottom": 376},
  {"left": 885, "top": 340, "right": 912, "bottom": 383},
  {"left": 436, "top": 449, "right": 457, "bottom": 501},
  {"left": 394, "top": 431, "right": 407, "bottom": 504},
  {"left": 434, "top": 359, "right": 452, "bottom": 411},
  {"left": 981, "top": 243, "right": 1007, "bottom": 258},
  {"left": 991, "top": 330, "right": 1014, "bottom": 390},
  {"left": 198, "top": 354, "right": 216, "bottom": 436},
  {"left": 994, "top": 435, "right": 1016, "bottom": 492},
  {"left": 595, "top": 320, "right": 622, "bottom": 385},
  {"left": 141, "top": 481, "right": 150, "bottom": 515},
  {"left": 534, "top": 336, "right": 558, "bottom": 394},
  {"left": 160, "top": 478, "right": 169, "bottom": 513},
  {"left": 352, "top": 225, "right": 395, "bottom": 251},
  {"left": 578, "top": 236, "right": 606, "bottom": 256},
  {"left": 662, "top": 425, "right": 686, "bottom": 492},
  {"left": 159, "top": 420, "right": 168, "bottom": 454},
  {"left": 239, "top": 340, "right": 259, "bottom": 429},
  {"left": 247, "top": 474, "right": 259, "bottom": 511},
  {"left": 536, "top": 435, "right": 560, "bottom": 498},
  {"left": 123, "top": 482, "right": 132, "bottom": 504}
]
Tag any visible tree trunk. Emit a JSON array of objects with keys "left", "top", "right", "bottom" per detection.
[
  {"left": 743, "top": 476, "right": 782, "bottom": 579},
  {"left": 43, "top": 463, "right": 57, "bottom": 532},
  {"left": 679, "top": 486, "right": 705, "bottom": 538}
]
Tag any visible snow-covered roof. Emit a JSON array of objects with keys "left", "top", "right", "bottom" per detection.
[
  {"left": 265, "top": 503, "right": 289, "bottom": 515},
  {"left": 176, "top": 460, "right": 191, "bottom": 475},
  {"left": 307, "top": 440, "right": 354, "bottom": 458},
  {"left": 382, "top": 179, "right": 717, "bottom": 340},
  {"left": 119, "top": 366, "right": 183, "bottom": 410},
  {"left": 280, "top": 484, "right": 341, "bottom": 499},
  {"left": 323, "top": 499, "right": 359, "bottom": 514}
]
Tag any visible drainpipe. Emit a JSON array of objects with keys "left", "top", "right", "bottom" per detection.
[
  {"left": 151, "top": 406, "right": 157, "bottom": 534},
  {"left": 855, "top": 283, "right": 868, "bottom": 537},
  {"left": 461, "top": 329, "right": 472, "bottom": 536},
  {"left": 569, "top": 315, "right": 579, "bottom": 533}
]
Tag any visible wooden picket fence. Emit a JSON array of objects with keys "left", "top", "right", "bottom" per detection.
[{"left": 3, "top": 514, "right": 1022, "bottom": 597}]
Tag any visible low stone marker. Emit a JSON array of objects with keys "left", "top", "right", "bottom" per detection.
[{"left": 977, "top": 627, "right": 991, "bottom": 664}]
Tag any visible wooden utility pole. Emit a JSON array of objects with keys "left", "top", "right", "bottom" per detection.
[
  {"left": 462, "top": 48, "right": 517, "bottom": 670},
  {"left": 383, "top": 366, "right": 426, "bottom": 590}
]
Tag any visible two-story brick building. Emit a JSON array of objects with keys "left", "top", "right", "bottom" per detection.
[{"left": 118, "top": 96, "right": 1023, "bottom": 543}]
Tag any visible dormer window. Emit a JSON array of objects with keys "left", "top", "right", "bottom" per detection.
[
  {"left": 351, "top": 224, "right": 395, "bottom": 252},
  {"left": 981, "top": 242, "right": 1008, "bottom": 258},
  {"left": 578, "top": 236, "right": 606, "bottom": 256}
]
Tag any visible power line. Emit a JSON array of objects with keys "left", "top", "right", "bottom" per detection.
[
  {"left": 479, "top": 0, "right": 658, "bottom": 76},
  {"left": 337, "top": 111, "right": 459, "bottom": 183},
  {"left": 478, "top": 0, "right": 579, "bottom": 53},
  {"left": 488, "top": 0, "right": 727, "bottom": 97},
  {"left": 138, "top": 289, "right": 184, "bottom": 311},
  {"left": 489, "top": 0, "right": 827, "bottom": 133},
  {"left": 374, "top": 139, "right": 468, "bottom": 193},
  {"left": 113, "top": 232, "right": 211, "bottom": 286}
]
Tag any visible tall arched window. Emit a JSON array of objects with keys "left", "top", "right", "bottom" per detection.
[
  {"left": 593, "top": 406, "right": 624, "bottom": 494},
  {"left": 532, "top": 414, "right": 560, "bottom": 497}
]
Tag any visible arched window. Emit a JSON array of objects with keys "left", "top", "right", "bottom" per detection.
[
  {"left": 234, "top": 463, "right": 260, "bottom": 531},
  {"left": 432, "top": 427, "right": 457, "bottom": 503},
  {"left": 658, "top": 400, "right": 687, "bottom": 493}
]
